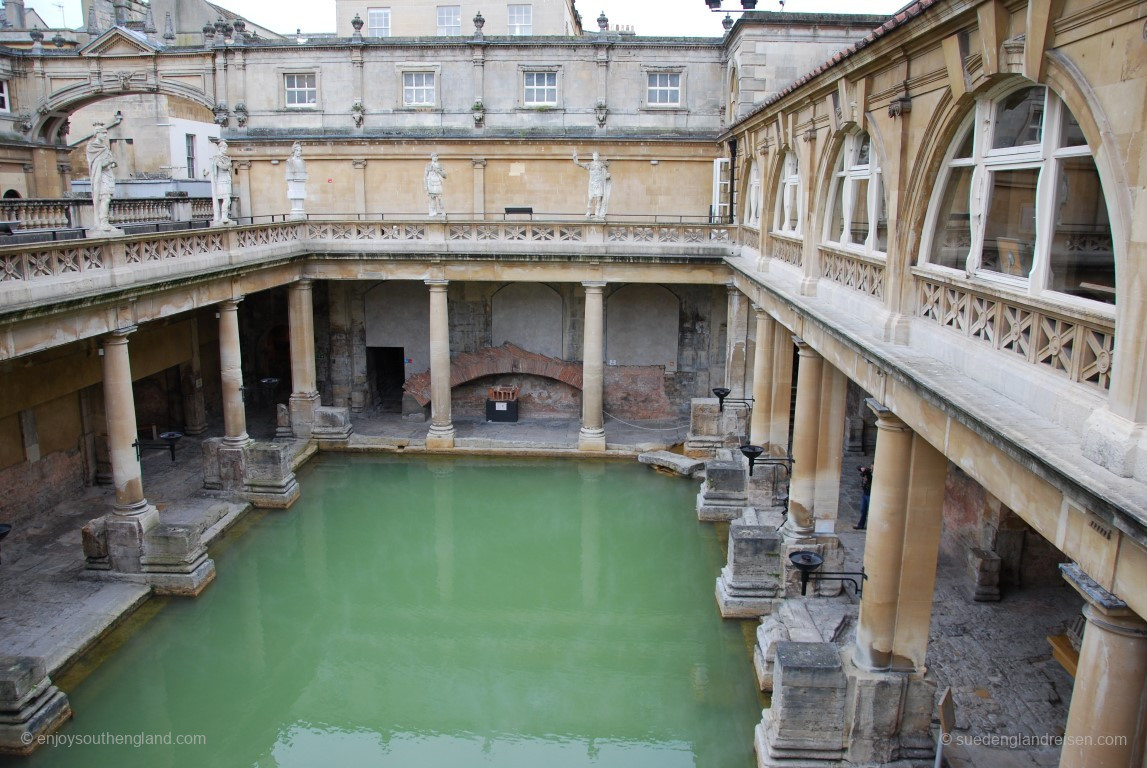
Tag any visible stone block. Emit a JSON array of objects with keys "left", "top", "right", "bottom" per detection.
[
  {"left": 202, "top": 438, "right": 247, "bottom": 491},
  {"left": 696, "top": 449, "right": 749, "bottom": 521},
  {"left": 966, "top": 545, "right": 1001, "bottom": 602},
  {"left": 244, "top": 441, "right": 301, "bottom": 509},
  {"left": 716, "top": 508, "right": 782, "bottom": 617},
  {"left": 637, "top": 451, "right": 704, "bottom": 477},
  {"left": 757, "top": 642, "right": 847, "bottom": 762},
  {"left": 0, "top": 657, "right": 72, "bottom": 756},
  {"left": 141, "top": 523, "right": 216, "bottom": 597},
  {"left": 288, "top": 392, "right": 319, "bottom": 438},
  {"left": 81, "top": 516, "right": 109, "bottom": 569},
  {"left": 312, "top": 406, "right": 353, "bottom": 441},
  {"left": 684, "top": 398, "right": 748, "bottom": 457}
]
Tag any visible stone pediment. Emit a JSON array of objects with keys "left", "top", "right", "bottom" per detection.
[{"left": 79, "top": 27, "right": 157, "bottom": 57}]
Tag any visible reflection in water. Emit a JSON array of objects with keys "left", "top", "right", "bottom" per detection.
[{"left": 13, "top": 456, "right": 759, "bottom": 768}]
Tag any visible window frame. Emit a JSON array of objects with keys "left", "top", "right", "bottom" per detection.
[
  {"left": 772, "top": 149, "right": 803, "bottom": 237},
  {"left": 436, "top": 5, "right": 461, "bottom": 35},
  {"left": 644, "top": 70, "right": 683, "bottom": 108},
  {"left": 508, "top": 4, "right": 533, "bottom": 35},
  {"left": 184, "top": 133, "right": 197, "bottom": 179},
  {"left": 0, "top": 81, "right": 10, "bottom": 114},
  {"left": 367, "top": 7, "right": 391, "bottom": 37},
  {"left": 395, "top": 63, "right": 442, "bottom": 110},
  {"left": 402, "top": 71, "right": 436, "bottom": 108},
  {"left": 520, "top": 66, "right": 560, "bottom": 108},
  {"left": 920, "top": 84, "right": 1114, "bottom": 309},
  {"left": 823, "top": 131, "right": 886, "bottom": 257},
  {"left": 282, "top": 72, "right": 319, "bottom": 109}
]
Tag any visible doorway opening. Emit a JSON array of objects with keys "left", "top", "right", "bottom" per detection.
[{"left": 370, "top": 346, "right": 407, "bottom": 413}]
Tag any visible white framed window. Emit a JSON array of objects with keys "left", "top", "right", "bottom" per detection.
[
  {"left": 647, "top": 72, "right": 681, "bottom": 106},
  {"left": 437, "top": 6, "right": 461, "bottom": 35},
  {"left": 185, "top": 134, "right": 197, "bottom": 178},
  {"left": 0, "top": 81, "right": 9, "bottom": 113},
  {"left": 924, "top": 84, "right": 1114, "bottom": 305},
  {"left": 523, "top": 70, "right": 557, "bottom": 106},
  {"left": 773, "top": 151, "right": 803, "bottom": 235},
  {"left": 403, "top": 71, "right": 436, "bottom": 107},
  {"left": 284, "top": 73, "right": 317, "bottom": 108},
  {"left": 824, "top": 131, "right": 887, "bottom": 256},
  {"left": 368, "top": 7, "right": 391, "bottom": 37},
  {"left": 508, "top": 4, "right": 532, "bottom": 35},
  {"left": 744, "top": 160, "right": 761, "bottom": 228}
]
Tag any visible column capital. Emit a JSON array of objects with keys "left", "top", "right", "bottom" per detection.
[
  {"left": 865, "top": 398, "right": 908, "bottom": 431},
  {"left": 582, "top": 281, "right": 606, "bottom": 292},
  {"left": 1061, "top": 562, "right": 1147, "bottom": 636},
  {"left": 725, "top": 283, "right": 743, "bottom": 297},
  {"left": 792, "top": 336, "right": 820, "bottom": 358},
  {"left": 291, "top": 278, "right": 313, "bottom": 290},
  {"left": 471, "top": 158, "right": 487, "bottom": 169},
  {"left": 219, "top": 296, "right": 244, "bottom": 310},
  {"left": 104, "top": 325, "right": 138, "bottom": 344},
  {"left": 425, "top": 279, "right": 449, "bottom": 289},
  {"left": 352, "top": 158, "right": 367, "bottom": 169}
]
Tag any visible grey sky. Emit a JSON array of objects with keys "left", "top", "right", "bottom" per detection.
[{"left": 38, "top": 0, "right": 906, "bottom": 37}]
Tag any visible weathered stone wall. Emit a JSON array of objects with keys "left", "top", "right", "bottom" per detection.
[{"left": 0, "top": 448, "right": 86, "bottom": 522}]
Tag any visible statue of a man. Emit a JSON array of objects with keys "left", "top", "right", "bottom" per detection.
[
  {"left": 86, "top": 123, "right": 117, "bottom": 231},
  {"left": 286, "top": 141, "right": 307, "bottom": 220},
  {"left": 573, "top": 151, "right": 611, "bottom": 219},
  {"left": 208, "top": 139, "right": 233, "bottom": 225},
  {"left": 424, "top": 153, "right": 447, "bottom": 216}
]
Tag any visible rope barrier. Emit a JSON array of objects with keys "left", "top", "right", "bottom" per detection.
[{"left": 601, "top": 409, "right": 689, "bottom": 432}]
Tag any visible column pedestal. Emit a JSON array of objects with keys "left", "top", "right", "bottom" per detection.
[
  {"left": 0, "top": 657, "right": 72, "bottom": 756},
  {"left": 715, "top": 506, "right": 783, "bottom": 618},
  {"left": 695, "top": 449, "right": 749, "bottom": 521}
]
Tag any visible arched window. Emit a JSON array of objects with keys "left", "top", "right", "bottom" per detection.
[
  {"left": 924, "top": 85, "right": 1114, "bottom": 305},
  {"left": 824, "top": 131, "right": 887, "bottom": 256},
  {"left": 772, "top": 150, "right": 802, "bottom": 236},
  {"left": 744, "top": 160, "right": 761, "bottom": 228}
]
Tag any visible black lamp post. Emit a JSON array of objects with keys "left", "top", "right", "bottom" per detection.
[
  {"left": 711, "top": 387, "right": 753, "bottom": 412},
  {"left": 739, "top": 444, "right": 764, "bottom": 475},
  {"left": 788, "top": 550, "right": 866, "bottom": 596}
]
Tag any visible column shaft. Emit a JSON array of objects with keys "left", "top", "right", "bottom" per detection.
[
  {"left": 768, "top": 329, "right": 794, "bottom": 457},
  {"left": 783, "top": 339, "right": 822, "bottom": 538},
  {"left": 219, "top": 299, "right": 249, "bottom": 446},
  {"left": 288, "top": 280, "right": 318, "bottom": 395},
  {"left": 854, "top": 400, "right": 947, "bottom": 672},
  {"left": 579, "top": 282, "right": 606, "bottom": 451},
  {"left": 813, "top": 365, "right": 848, "bottom": 524},
  {"left": 101, "top": 330, "right": 147, "bottom": 513},
  {"left": 749, "top": 308, "right": 775, "bottom": 447},
  {"left": 1061, "top": 566, "right": 1147, "bottom": 768},
  {"left": 724, "top": 286, "right": 749, "bottom": 399},
  {"left": 426, "top": 280, "right": 455, "bottom": 448}
]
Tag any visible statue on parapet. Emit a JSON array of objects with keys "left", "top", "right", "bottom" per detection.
[
  {"left": 286, "top": 141, "right": 307, "bottom": 221},
  {"left": 572, "top": 151, "right": 611, "bottom": 219},
  {"left": 86, "top": 122, "right": 122, "bottom": 235},
  {"left": 425, "top": 153, "right": 447, "bottom": 217},
  {"left": 207, "top": 139, "right": 234, "bottom": 226}
]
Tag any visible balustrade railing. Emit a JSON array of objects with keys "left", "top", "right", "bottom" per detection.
[
  {"left": 820, "top": 246, "right": 885, "bottom": 300},
  {"left": 916, "top": 273, "right": 1115, "bottom": 391}
]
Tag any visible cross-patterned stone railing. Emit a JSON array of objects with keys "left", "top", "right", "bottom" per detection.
[
  {"left": 819, "top": 245, "right": 885, "bottom": 300},
  {"left": 915, "top": 272, "right": 1115, "bottom": 391}
]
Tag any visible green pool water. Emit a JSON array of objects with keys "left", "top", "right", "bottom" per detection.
[{"left": 15, "top": 455, "right": 761, "bottom": 767}]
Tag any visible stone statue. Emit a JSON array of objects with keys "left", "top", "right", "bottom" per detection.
[
  {"left": 424, "top": 153, "right": 447, "bottom": 216},
  {"left": 286, "top": 142, "right": 307, "bottom": 221},
  {"left": 573, "top": 151, "right": 611, "bottom": 219},
  {"left": 86, "top": 123, "right": 119, "bottom": 233},
  {"left": 208, "top": 139, "right": 234, "bottom": 225}
]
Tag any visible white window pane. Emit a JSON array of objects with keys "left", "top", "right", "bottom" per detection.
[
  {"left": 437, "top": 6, "right": 460, "bottom": 35},
  {"left": 368, "top": 8, "right": 390, "bottom": 36},
  {"left": 850, "top": 177, "right": 870, "bottom": 245},
  {"left": 981, "top": 168, "right": 1039, "bottom": 277},
  {"left": 829, "top": 174, "right": 844, "bottom": 242},
  {"left": 992, "top": 87, "right": 1044, "bottom": 150},
  {"left": 509, "top": 4, "right": 532, "bottom": 34},
  {"left": 1049, "top": 156, "right": 1114, "bottom": 303},
  {"left": 0, "top": 81, "right": 8, "bottom": 113},
  {"left": 928, "top": 166, "right": 973, "bottom": 269}
]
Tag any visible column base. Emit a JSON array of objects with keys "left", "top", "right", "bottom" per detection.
[
  {"left": 244, "top": 441, "right": 301, "bottom": 509},
  {"left": 578, "top": 427, "right": 606, "bottom": 452},
  {"left": 288, "top": 392, "right": 320, "bottom": 439},
  {"left": 715, "top": 507, "right": 783, "bottom": 618},
  {"left": 312, "top": 406, "right": 353, "bottom": 442},
  {"left": 696, "top": 451, "right": 749, "bottom": 521},
  {"left": 754, "top": 598, "right": 858, "bottom": 691},
  {"left": 81, "top": 504, "right": 161, "bottom": 574},
  {"left": 202, "top": 438, "right": 248, "bottom": 492},
  {"left": 0, "top": 658, "right": 72, "bottom": 756},
  {"left": 140, "top": 520, "right": 216, "bottom": 597},
  {"left": 716, "top": 570, "right": 780, "bottom": 618},
  {"left": 426, "top": 423, "right": 456, "bottom": 450},
  {"left": 145, "top": 556, "right": 216, "bottom": 598}
]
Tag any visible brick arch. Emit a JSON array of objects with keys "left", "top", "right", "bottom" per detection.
[{"left": 403, "top": 343, "right": 583, "bottom": 406}]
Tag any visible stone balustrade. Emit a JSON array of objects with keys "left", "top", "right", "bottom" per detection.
[{"left": 0, "top": 197, "right": 215, "bottom": 232}]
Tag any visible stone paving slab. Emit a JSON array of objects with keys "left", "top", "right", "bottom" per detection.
[{"left": 637, "top": 450, "right": 704, "bottom": 477}]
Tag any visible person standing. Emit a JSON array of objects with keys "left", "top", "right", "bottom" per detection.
[{"left": 855, "top": 465, "right": 872, "bottom": 530}]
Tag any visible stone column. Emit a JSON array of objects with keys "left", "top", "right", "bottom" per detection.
[
  {"left": 813, "top": 364, "right": 847, "bottom": 526},
  {"left": 97, "top": 328, "right": 159, "bottom": 573},
  {"left": 426, "top": 279, "right": 455, "bottom": 449},
  {"left": 234, "top": 160, "right": 251, "bottom": 223},
  {"left": 353, "top": 159, "right": 367, "bottom": 216},
  {"left": 724, "top": 285, "right": 750, "bottom": 400},
  {"left": 782, "top": 338, "right": 822, "bottom": 540},
  {"left": 288, "top": 279, "right": 320, "bottom": 438},
  {"left": 1060, "top": 563, "right": 1147, "bottom": 768},
  {"left": 180, "top": 318, "right": 208, "bottom": 435},
  {"left": 219, "top": 298, "right": 249, "bottom": 446},
  {"left": 854, "top": 399, "right": 946, "bottom": 672},
  {"left": 579, "top": 281, "right": 606, "bottom": 451},
  {"left": 768, "top": 329, "right": 794, "bottom": 457},
  {"left": 102, "top": 329, "right": 154, "bottom": 518},
  {"left": 749, "top": 307, "right": 775, "bottom": 448}
]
